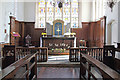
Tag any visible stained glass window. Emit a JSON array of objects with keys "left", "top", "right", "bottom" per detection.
[
  {"left": 63, "top": 0, "right": 70, "bottom": 25},
  {"left": 71, "top": 0, "right": 78, "bottom": 28},
  {"left": 55, "top": 1, "right": 62, "bottom": 20},
  {"left": 46, "top": 0, "right": 54, "bottom": 25},
  {"left": 36, "top": 0, "right": 79, "bottom": 28},
  {"left": 38, "top": 0, "right": 45, "bottom": 28}
]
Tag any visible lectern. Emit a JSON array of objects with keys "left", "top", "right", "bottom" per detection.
[{"left": 11, "top": 32, "right": 20, "bottom": 46}]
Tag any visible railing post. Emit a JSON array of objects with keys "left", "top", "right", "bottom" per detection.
[
  {"left": 80, "top": 53, "right": 82, "bottom": 79},
  {"left": 69, "top": 49, "right": 71, "bottom": 61},
  {"left": 88, "top": 63, "right": 92, "bottom": 80}
]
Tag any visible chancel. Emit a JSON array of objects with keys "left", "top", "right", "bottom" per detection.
[
  {"left": 41, "top": 19, "right": 77, "bottom": 54},
  {"left": 0, "top": 0, "right": 120, "bottom": 80}
]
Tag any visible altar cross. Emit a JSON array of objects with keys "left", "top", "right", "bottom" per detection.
[{"left": 56, "top": 27, "right": 61, "bottom": 35}]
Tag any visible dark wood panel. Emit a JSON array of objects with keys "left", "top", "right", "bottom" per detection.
[
  {"left": 11, "top": 16, "right": 106, "bottom": 47},
  {"left": 10, "top": 16, "right": 16, "bottom": 45},
  {"left": 42, "top": 37, "right": 74, "bottom": 49},
  {"left": 23, "top": 20, "right": 104, "bottom": 47},
  {"left": 23, "top": 22, "right": 46, "bottom": 46},
  {"left": 71, "top": 28, "right": 82, "bottom": 47},
  {"left": 15, "top": 21, "right": 20, "bottom": 46},
  {"left": 71, "top": 17, "right": 105, "bottom": 47}
]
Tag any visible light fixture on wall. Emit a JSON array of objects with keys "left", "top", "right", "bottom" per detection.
[{"left": 107, "top": 0, "right": 117, "bottom": 12}]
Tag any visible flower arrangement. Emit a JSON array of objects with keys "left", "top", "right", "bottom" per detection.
[
  {"left": 70, "top": 33, "right": 76, "bottom": 37},
  {"left": 41, "top": 33, "right": 47, "bottom": 37}
]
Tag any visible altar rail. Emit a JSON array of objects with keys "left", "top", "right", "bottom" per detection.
[
  {"left": 80, "top": 53, "right": 120, "bottom": 80},
  {"left": 69, "top": 47, "right": 103, "bottom": 62},
  {"left": 16, "top": 47, "right": 48, "bottom": 62}
]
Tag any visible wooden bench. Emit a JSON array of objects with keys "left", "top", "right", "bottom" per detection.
[
  {"left": 0, "top": 53, "right": 37, "bottom": 80},
  {"left": 80, "top": 53, "right": 120, "bottom": 79}
]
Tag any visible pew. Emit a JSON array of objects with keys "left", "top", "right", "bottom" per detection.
[
  {"left": 80, "top": 53, "right": 120, "bottom": 79},
  {"left": 2, "top": 45, "right": 15, "bottom": 69},
  {"left": 0, "top": 53, "right": 37, "bottom": 80}
]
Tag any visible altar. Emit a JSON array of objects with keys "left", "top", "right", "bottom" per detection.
[
  {"left": 40, "top": 20, "right": 76, "bottom": 54},
  {"left": 41, "top": 36, "right": 76, "bottom": 50}
]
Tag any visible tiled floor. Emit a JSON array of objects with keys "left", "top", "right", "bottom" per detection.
[
  {"left": 37, "top": 67, "right": 80, "bottom": 78},
  {"left": 37, "top": 55, "right": 102, "bottom": 79},
  {"left": 37, "top": 55, "right": 80, "bottom": 79}
]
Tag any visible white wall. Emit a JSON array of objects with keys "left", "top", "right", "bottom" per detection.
[
  {"left": 105, "top": 1, "right": 118, "bottom": 47},
  {"left": 0, "top": 1, "right": 35, "bottom": 43},
  {"left": 0, "top": 0, "right": 2, "bottom": 42},
  {"left": 24, "top": 2, "right": 35, "bottom": 22},
  {"left": 16, "top": 2, "right": 24, "bottom": 21},
  {"left": 82, "top": 2, "right": 92, "bottom": 22},
  {"left": 117, "top": 1, "right": 120, "bottom": 59},
  {"left": 118, "top": 1, "right": 120, "bottom": 42},
  {"left": 0, "top": 1, "right": 15, "bottom": 43},
  {"left": 0, "top": 0, "right": 25, "bottom": 43},
  {"left": 105, "top": 1, "right": 120, "bottom": 58}
]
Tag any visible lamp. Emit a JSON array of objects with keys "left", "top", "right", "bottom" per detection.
[
  {"left": 58, "top": 2, "right": 62, "bottom": 8},
  {"left": 107, "top": 0, "right": 117, "bottom": 12}
]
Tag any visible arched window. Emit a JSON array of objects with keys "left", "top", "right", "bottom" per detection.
[
  {"left": 46, "top": 0, "right": 54, "bottom": 25},
  {"left": 36, "top": 0, "right": 45, "bottom": 28},
  {"left": 35, "top": 0, "right": 80, "bottom": 28}
]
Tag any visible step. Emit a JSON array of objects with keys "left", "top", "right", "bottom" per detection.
[{"left": 37, "top": 61, "right": 80, "bottom": 67}]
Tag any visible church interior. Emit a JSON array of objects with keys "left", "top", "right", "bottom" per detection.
[{"left": 0, "top": 0, "right": 120, "bottom": 79}]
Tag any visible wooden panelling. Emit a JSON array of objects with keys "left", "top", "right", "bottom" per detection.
[
  {"left": 89, "top": 22, "right": 96, "bottom": 47},
  {"left": 71, "top": 17, "right": 105, "bottom": 47},
  {"left": 18, "top": 22, "right": 25, "bottom": 46},
  {"left": 71, "top": 23, "right": 90, "bottom": 47},
  {"left": 10, "top": 16, "right": 16, "bottom": 45},
  {"left": 21, "top": 20, "right": 104, "bottom": 47},
  {"left": 9, "top": 17, "right": 23, "bottom": 46},
  {"left": 11, "top": 17, "right": 105, "bottom": 47},
  {"left": 14, "top": 21, "right": 20, "bottom": 46},
  {"left": 23, "top": 22, "right": 46, "bottom": 46}
]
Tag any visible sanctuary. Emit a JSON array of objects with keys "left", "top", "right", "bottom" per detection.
[{"left": 40, "top": 20, "right": 76, "bottom": 54}]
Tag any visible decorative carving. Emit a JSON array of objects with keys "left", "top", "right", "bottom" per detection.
[{"left": 107, "top": 0, "right": 117, "bottom": 12}]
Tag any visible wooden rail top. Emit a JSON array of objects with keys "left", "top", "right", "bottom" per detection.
[
  {"left": 16, "top": 47, "right": 48, "bottom": 49},
  {"left": 0, "top": 66, "right": 15, "bottom": 80},
  {"left": 81, "top": 53, "right": 120, "bottom": 79},
  {"left": 11, "top": 53, "right": 36, "bottom": 67},
  {"left": 0, "top": 53, "right": 37, "bottom": 79},
  {"left": 70, "top": 47, "right": 103, "bottom": 49}
]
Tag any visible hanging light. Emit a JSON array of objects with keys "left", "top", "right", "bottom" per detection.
[{"left": 58, "top": 1, "right": 63, "bottom": 8}]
